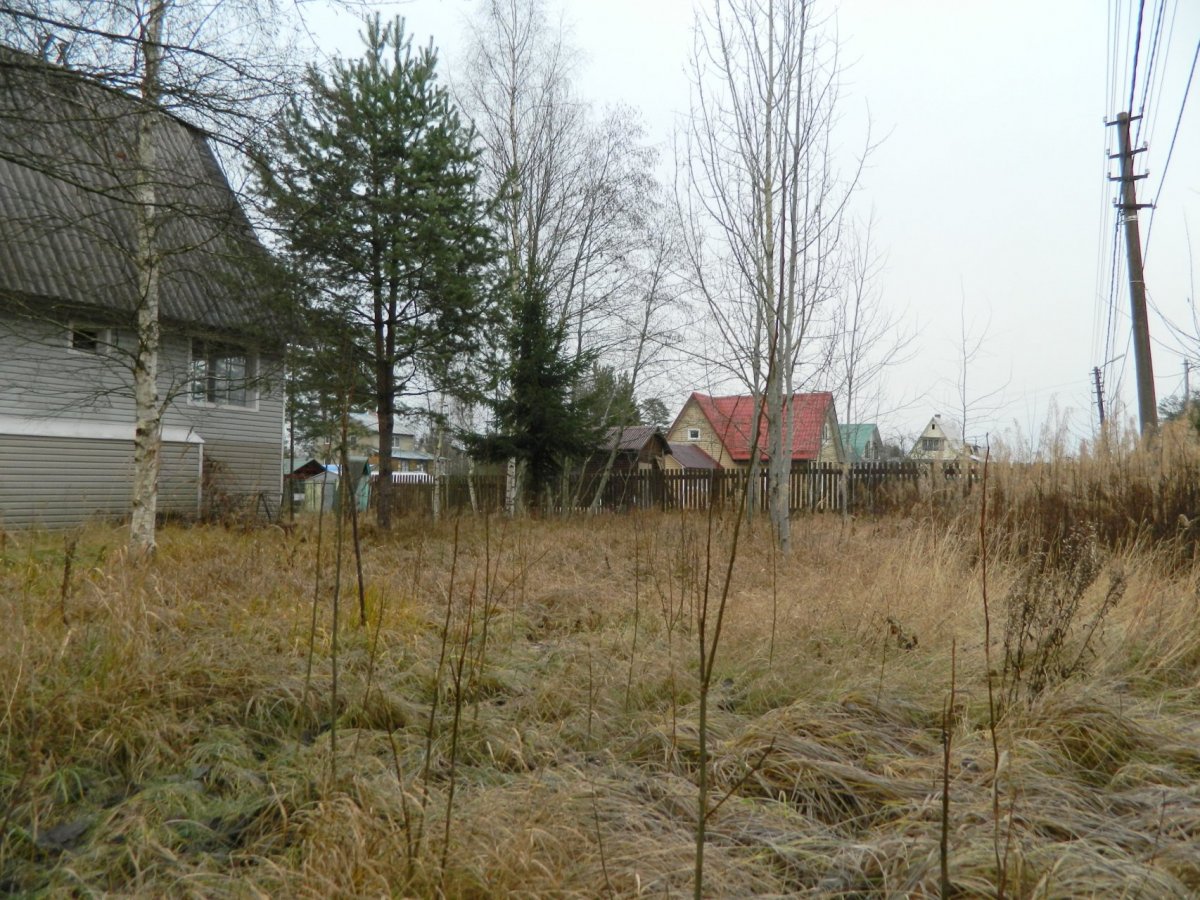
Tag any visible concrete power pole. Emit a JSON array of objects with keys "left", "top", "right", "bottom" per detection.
[
  {"left": 1109, "top": 112, "right": 1158, "bottom": 435},
  {"left": 1093, "top": 366, "right": 1105, "bottom": 426}
]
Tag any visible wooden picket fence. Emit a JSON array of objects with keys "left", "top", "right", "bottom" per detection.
[{"left": 364, "top": 461, "right": 977, "bottom": 518}]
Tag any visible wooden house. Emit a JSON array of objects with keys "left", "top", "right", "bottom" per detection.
[
  {"left": 666, "top": 391, "right": 844, "bottom": 468},
  {"left": 0, "top": 52, "right": 284, "bottom": 527},
  {"left": 839, "top": 424, "right": 884, "bottom": 463},
  {"left": 907, "top": 415, "right": 979, "bottom": 462},
  {"left": 598, "top": 425, "right": 671, "bottom": 472}
]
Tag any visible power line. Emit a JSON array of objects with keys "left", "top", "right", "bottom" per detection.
[
  {"left": 1103, "top": 220, "right": 1123, "bottom": 371},
  {"left": 1144, "top": 37, "right": 1200, "bottom": 263},
  {"left": 1143, "top": 0, "right": 1181, "bottom": 146},
  {"left": 1134, "top": 0, "right": 1169, "bottom": 145},
  {"left": 1127, "top": 0, "right": 1148, "bottom": 116}
]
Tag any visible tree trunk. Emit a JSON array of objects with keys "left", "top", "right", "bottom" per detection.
[
  {"left": 431, "top": 414, "right": 444, "bottom": 523},
  {"left": 129, "top": 1, "right": 167, "bottom": 557},
  {"left": 765, "top": 371, "right": 791, "bottom": 554}
]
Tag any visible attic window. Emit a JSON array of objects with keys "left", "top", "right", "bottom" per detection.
[
  {"left": 687, "top": 427, "right": 701, "bottom": 441},
  {"left": 922, "top": 436, "right": 942, "bottom": 452},
  {"left": 190, "top": 340, "right": 252, "bottom": 407},
  {"left": 69, "top": 324, "right": 107, "bottom": 354}
]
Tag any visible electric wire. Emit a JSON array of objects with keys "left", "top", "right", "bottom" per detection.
[
  {"left": 1134, "top": 0, "right": 1169, "bottom": 145},
  {"left": 1143, "top": 0, "right": 1181, "bottom": 147},
  {"left": 1128, "top": 0, "right": 1148, "bottom": 117},
  {"left": 1144, "top": 37, "right": 1199, "bottom": 264}
]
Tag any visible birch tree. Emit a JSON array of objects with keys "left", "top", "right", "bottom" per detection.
[
  {"left": 459, "top": 0, "right": 654, "bottom": 353},
  {"left": 0, "top": 1, "right": 295, "bottom": 554},
  {"left": 683, "top": 0, "right": 864, "bottom": 551}
]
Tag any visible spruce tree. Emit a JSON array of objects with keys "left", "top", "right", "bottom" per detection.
[{"left": 473, "top": 270, "right": 597, "bottom": 510}]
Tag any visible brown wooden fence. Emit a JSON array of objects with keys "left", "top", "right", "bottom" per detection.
[{"left": 360, "top": 461, "right": 977, "bottom": 518}]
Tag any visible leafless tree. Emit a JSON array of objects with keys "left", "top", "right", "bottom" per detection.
[
  {"left": 682, "top": 0, "right": 867, "bottom": 551},
  {"left": 458, "top": 0, "right": 672, "bottom": 507},
  {"left": 951, "top": 296, "right": 1006, "bottom": 453},
  {"left": 585, "top": 201, "right": 686, "bottom": 510},
  {"left": 833, "top": 210, "right": 916, "bottom": 431},
  {"left": 461, "top": 1, "right": 665, "bottom": 354}
]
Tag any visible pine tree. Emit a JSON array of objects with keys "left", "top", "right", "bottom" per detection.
[{"left": 258, "top": 16, "right": 497, "bottom": 528}]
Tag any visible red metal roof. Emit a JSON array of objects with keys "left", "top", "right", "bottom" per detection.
[{"left": 689, "top": 391, "right": 834, "bottom": 462}]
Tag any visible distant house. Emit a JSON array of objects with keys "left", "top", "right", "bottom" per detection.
[
  {"left": 907, "top": 415, "right": 978, "bottom": 462},
  {"left": 667, "top": 391, "right": 844, "bottom": 468},
  {"left": 840, "top": 424, "right": 884, "bottom": 463},
  {"left": 373, "top": 432, "right": 435, "bottom": 475},
  {"left": 344, "top": 415, "right": 436, "bottom": 474},
  {"left": 598, "top": 425, "right": 671, "bottom": 472},
  {"left": 0, "top": 51, "right": 284, "bottom": 527}
]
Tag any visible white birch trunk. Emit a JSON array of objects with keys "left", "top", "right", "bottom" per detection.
[{"left": 129, "top": 2, "right": 167, "bottom": 556}]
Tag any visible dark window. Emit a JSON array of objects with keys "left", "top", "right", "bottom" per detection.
[{"left": 70, "top": 325, "right": 104, "bottom": 354}]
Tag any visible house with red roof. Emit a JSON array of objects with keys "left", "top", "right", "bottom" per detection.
[{"left": 666, "top": 392, "right": 844, "bottom": 469}]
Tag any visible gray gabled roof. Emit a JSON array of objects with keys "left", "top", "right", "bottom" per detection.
[
  {"left": 668, "top": 442, "right": 719, "bottom": 470},
  {"left": 602, "top": 424, "right": 668, "bottom": 452},
  {"left": 0, "top": 50, "right": 278, "bottom": 337}
]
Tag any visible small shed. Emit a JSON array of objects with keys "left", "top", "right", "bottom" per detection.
[
  {"left": 294, "top": 458, "right": 371, "bottom": 513},
  {"left": 599, "top": 425, "right": 672, "bottom": 472},
  {"left": 665, "top": 442, "right": 720, "bottom": 472}
]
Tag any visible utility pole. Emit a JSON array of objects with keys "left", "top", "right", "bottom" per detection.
[
  {"left": 1109, "top": 112, "right": 1157, "bottom": 435},
  {"left": 1093, "top": 366, "right": 1105, "bottom": 426}
]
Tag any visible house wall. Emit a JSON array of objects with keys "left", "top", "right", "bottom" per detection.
[
  {"left": 0, "top": 430, "right": 200, "bottom": 528},
  {"left": 668, "top": 400, "right": 845, "bottom": 468},
  {"left": 908, "top": 417, "right": 967, "bottom": 461},
  {"left": 0, "top": 313, "right": 283, "bottom": 525},
  {"left": 667, "top": 400, "right": 739, "bottom": 469},
  {"left": 817, "top": 409, "right": 843, "bottom": 463}
]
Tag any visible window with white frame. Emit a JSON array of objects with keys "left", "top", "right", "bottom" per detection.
[
  {"left": 68, "top": 323, "right": 109, "bottom": 354},
  {"left": 687, "top": 427, "right": 701, "bottom": 441},
  {"left": 190, "top": 340, "right": 252, "bottom": 407}
]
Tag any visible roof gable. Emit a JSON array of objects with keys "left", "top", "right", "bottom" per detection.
[
  {"left": 602, "top": 424, "right": 668, "bottom": 453},
  {"left": 687, "top": 391, "right": 835, "bottom": 461},
  {"left": 0, "top": 51, "right": 276, "bottom": 336},
  {"left": 840, "top": 423, "right": 882, "bottom": 459}
]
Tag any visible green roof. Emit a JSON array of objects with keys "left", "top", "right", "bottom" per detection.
[{"left": 839, "top": 424, "right": 881, "bottom": 462}]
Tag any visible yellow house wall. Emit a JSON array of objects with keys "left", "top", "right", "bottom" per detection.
[
  {"left": 667, "top": 400, "right": 740, "bottom": 469},
  {"left": 669, "top": 399, "right": 847, "bottom": 468},
  {"left": 817, "top": 408, "right": 844, "bottom": 463}
]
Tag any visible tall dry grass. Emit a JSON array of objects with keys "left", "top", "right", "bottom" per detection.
[{"left": 2, "top": 434, "right": 1200, "bottom": 896}]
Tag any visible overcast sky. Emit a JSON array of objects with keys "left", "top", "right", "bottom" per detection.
[{"left": 303, "top": 0, "right": 1200, "bottom": 450}]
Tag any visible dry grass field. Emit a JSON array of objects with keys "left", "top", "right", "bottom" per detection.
[{"left": 4, "top": 440, "right": 1200, "bottom": 896}]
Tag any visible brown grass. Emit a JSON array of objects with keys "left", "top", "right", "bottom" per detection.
[{"left": 3, "top": 452, "right": 1200, "bottom": 896}]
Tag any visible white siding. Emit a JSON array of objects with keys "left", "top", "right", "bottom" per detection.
[
  {"left": 0, "top": 312, "right": 283, "bottom": 526},
  {"left": 0, "top": 433, "right": 200, "bottom": 528}
]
